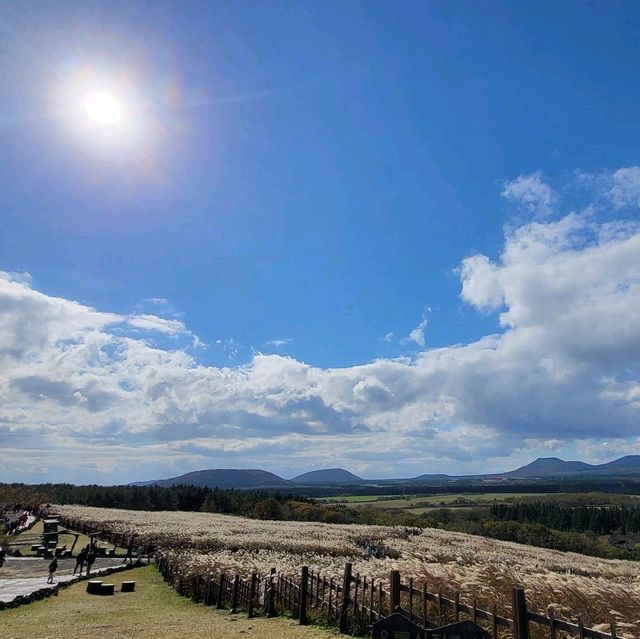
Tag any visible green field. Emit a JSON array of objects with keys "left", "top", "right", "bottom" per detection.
[{"left": 319, "top": 492, "right": 555, "bottom": 510}]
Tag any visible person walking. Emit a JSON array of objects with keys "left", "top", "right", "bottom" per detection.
[
  {"left": 0, "top": 547, "right": 6, "bottom": 573},
  {"left": 86, "top": 547, "right": 96, "bottom": 575},
  {"left": 124, "top": 540, "right": 134, "bottom": 565},
  {"left": 73, "top": 547, "right": 87, "bottom": 575},
  {"left": 47, "top": 557, "right": 58, "bottom": 584}
]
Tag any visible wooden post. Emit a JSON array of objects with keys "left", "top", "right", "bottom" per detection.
[
  {"left": 422, "top": 582, "right": 428, "bottom": 627},
  {"left": 267, "top": 568, "right": 277, "bottom": 617},
  {"left": 408, "top": 577, "right": 414, "bottom": 619},
  {"left": 338, "top": 562, "right": 353, "bottom": 633},
  {"left": 353, "top": 573, "right": 359, "bottom": 616},
  {"left": 216, "top": 574, "right": 225, "bottom": 609},
  {"left": 247, "top": 573, "right": 257, "bottom": 618},
  {"left": 548, "top": 609, "right": 557, "bottom": 639},
  {"left": 328, "top": 578, "right": 334, "bottom": 624},
  {"left": 299, "top": 566, "right": 309, "bottom": 625},
  {"left": 230, "top": 574, "right": 239, "bottom": 613},
  {"left": 390, "top": 570, "right": 401, "bottom": 613},
  {"left": 369, "top": 578, "right": 375, "bottom": 625},
  {"left": 454, "top": 592, "right": 460, "bottom": 621},
  {"left": 492, "top": 604, "right": 498, "bottom": 639},
  {"left": 204, "top": 576, "right": 212, "bottom": 606},
  {"left": 511, "top": 587, "right": 529, "bottom": 639}
]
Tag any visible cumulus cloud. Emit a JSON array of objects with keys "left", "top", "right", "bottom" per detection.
[
  {"left": 2, "top": 169, "right": 640, "bottom": 482},
  {"left": 501, "top": 171, "right": 554, "bottom": 218}
]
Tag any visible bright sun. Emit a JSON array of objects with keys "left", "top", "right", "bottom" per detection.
[{"left": 84, "top": 92, "right": 122, "bottom": 126}]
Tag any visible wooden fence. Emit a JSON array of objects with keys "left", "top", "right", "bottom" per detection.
[{"left": 57, "top": 515, "right": 619, "bottom": 639}]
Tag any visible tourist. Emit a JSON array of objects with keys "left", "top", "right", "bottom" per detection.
[
  {"left": 124, "top": 540, "right": 134, "bottom": 564},
  {"left": 47, "top": 557, "right": 58, "bottom": 584},
  {"left": 86, "top": 547, "right": 97, "bottom": 575},
  {"left": 73, "top": 547, "right": 87, "bottom": 575}
]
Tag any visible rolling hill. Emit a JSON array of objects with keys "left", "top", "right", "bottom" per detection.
[
  {"left": 152, "top": 468, "right": 291, "bottom": 489},
  {"left": 291, "top": 468, "right": 363, "bottom": 484}
]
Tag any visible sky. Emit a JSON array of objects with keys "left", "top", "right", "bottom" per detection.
[{"left": 1, "top": 1, "right": 640, "bottom": 484}]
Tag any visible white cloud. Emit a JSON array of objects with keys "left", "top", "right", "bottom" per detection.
[
  {"left": 607, "top": 166, "right": 640, "bottom": 209},
  {"left": 406, "top": 316, "right": 428, "bottom": 347},
  {"left": 266, "top": 338, "right": 293, "bottom": 347},
  {"left": 127, "top": 314, "right": 189, "bottom": 337},
  {"left": 383, "top": 332, "right": 394, "bottom": 342},
  {"left": 501, "top": 171, "right": 554, "bottom": 218},
  {"left": 2, "top": 169, "right": 640, "bottom": 482}
]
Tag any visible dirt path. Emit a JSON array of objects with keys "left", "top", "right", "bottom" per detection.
[{"left": 0, "top": 565, "right": 339, "bottom": 639}]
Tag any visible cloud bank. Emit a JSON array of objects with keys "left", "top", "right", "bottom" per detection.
[{"left": 2, "top": 169, "right": 640, "bottom": 482}]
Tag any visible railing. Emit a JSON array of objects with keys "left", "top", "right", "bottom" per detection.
[{"left": 57, "top": 515, "right": 619, "bottom": 639}]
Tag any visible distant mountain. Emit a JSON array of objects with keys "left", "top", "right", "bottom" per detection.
[
  {"left": 152, "top": 468, "right": 290, "bottom": 489},
  {"left": 595, "top": 455, "right": 640, "bottom": 472},
  {"left": 503, "top": 457, "right": 595, "bottom": 478},
  {"left": 291, "top": 468, "right": 363, "bottom": 484},
  {"left": 129, "top": 455, "right": 640, "bottom": 490},
  {"left": 410, "top": 473, "right": 450, "bottom": 482}
]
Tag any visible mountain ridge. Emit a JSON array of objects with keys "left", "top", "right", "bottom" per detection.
[{"left": 131, "top": 455, "right": 640, "bottom": 488}]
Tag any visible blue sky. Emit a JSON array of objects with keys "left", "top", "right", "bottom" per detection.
[{"left": 1, "top": 1, "right": 640, "bottom": 483}]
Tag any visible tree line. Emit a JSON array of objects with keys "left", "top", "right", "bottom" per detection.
[
  {"left": 490, "top": 501, "right": 640, "bottom": 535},
  {"left": 3, "top": 482, "right": 639, "bottom": 561}
]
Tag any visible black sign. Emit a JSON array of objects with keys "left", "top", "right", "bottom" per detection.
[
  {"left": 427, "top": 621, "right": 492, "bottom": 639},
  {"left": 372, "top": 613, "right": 426, "bottom": 639}
]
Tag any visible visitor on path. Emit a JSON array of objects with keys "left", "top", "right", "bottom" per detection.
[
  {"left": 73, "top": 547, "right": 87, "bottom": 575},
  {"left": 86, "top": 547, "right": 96, "bottom": 575},
  {"left": 0, "top": 547, "right": 6, "bottom": 573},
  {"left": 124, "top": 540, "right": 134, "bottom": 564},
  {"left": 47, "top": 557, "right": 58, "bottom": 584}
]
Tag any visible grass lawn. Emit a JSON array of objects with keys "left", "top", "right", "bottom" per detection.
[{"left": 0, "top": 565, "right": 339, "bottom": 639}]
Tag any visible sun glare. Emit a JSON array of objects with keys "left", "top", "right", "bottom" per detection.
[{"left": 84, "top": 92, "right": 122, "bottom": 126}]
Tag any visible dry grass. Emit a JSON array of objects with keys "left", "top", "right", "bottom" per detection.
[
  {"left": 0, "top": 565, "right": 339, "bottom": 639},
  {"left": 57, "top": 505, "right": 640, "bottom": 638}
]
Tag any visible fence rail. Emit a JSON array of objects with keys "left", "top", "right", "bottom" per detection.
[{"left": 56, "top": 515, "right": 619, "bottom": 639}]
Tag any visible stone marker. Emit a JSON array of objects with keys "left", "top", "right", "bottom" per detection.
[
  {"left": 99, "top": 583, "right": 115, "bottom": 596},
  {"left": 86, "top": 580, "right": 102, "bottom": 595},
  {"left": 121, "top": 581, "right": 136, "bottom": 593}
]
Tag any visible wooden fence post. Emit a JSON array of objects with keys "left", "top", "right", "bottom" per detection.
[
  {"left": 216, "top": 574, "right": 225, "bottom": 609},
  {"left": 338, "top": 562, "right": 353, "bottom": 633},
  {"left": 267, "top": 568, "right": 277, "bottom": 617},
  {"left": 247, "top": 573, "right": 257, "bottom": 618},
  {"left": 299, "top": 566, "right": 309, "bottom": 625},
  {"left": 390, "top": 570, "right": 401, "bottom": 613},
  {"left": 230, "top": 574, "right": 239, "bottom": 613},
  {"left": 512, "top": 587, "right": 529, "bottom": 639}
]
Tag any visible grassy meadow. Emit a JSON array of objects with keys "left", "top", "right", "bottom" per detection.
[
  {"left": 56, "top": 504, "right": 639, "bottom": 638},
  {"left": 0, "top": 565, "right": 339, "bottom": 639}
]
